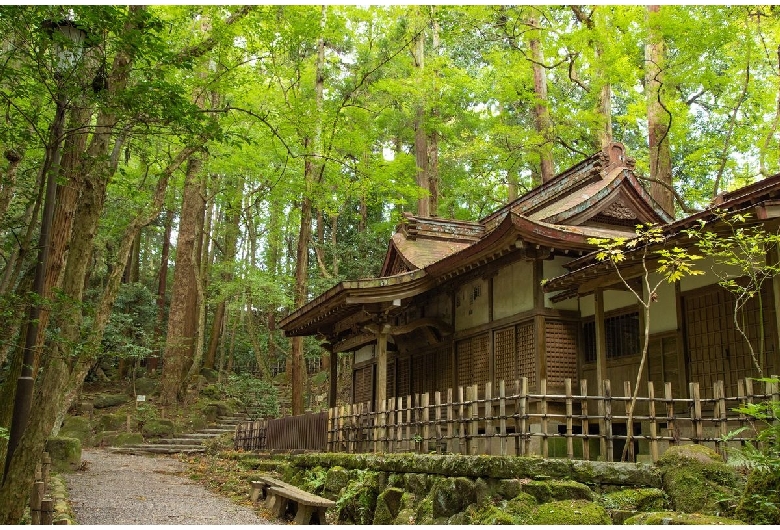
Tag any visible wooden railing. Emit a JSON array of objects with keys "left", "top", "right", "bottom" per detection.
[
  {"left": 327, "top": 377, "right": 779, "bottom": 463},
  {"left": 235, "top": 411, "right": 328, "bottom": 452}
]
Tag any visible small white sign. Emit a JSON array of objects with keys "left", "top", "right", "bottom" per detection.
[{"left": 136, "top": 395, "right": 146, "bottom": 402}]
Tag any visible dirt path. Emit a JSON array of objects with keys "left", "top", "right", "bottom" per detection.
[{"left": 63, "top": 449, "right": 272, "bottom": 525}]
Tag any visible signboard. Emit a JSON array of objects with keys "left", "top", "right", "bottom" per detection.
[{"left": 136, "top": 395, "right": 146, "bottom": 402}]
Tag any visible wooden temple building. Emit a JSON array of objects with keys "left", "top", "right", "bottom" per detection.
[{"left": 278, "top": 142, "right": 780, "bottom": 459}]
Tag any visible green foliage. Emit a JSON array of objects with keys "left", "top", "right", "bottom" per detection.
[
  {"left": 220, "top": 374, "right": 279, "bottom": 418},
  {"left": 0, "top": 426, "right": 8, "bottom": 441},
  {"left": 100, "top": 283, "right": 157, "bottom": 365}
]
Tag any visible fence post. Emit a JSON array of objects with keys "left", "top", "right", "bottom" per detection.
[
  {"left": 624, "top": 380, "right": 634, "bottom": 462},
  {"left": 435, "top": 391, "right": 443, "bottom": 453},
  {"left": 405, "top": 394, "right": 413, "bottom": 452},
  {"left": 519, "top": 377, "right": 529, "bottom": 456},
  {"left": 581, "top": 379, "right": 590, "bottom": 461},
  {"left": 396, "top": 396, "right": 404, "bottom": 452},
  {"left": 714, "top": 380, "right": 728, "bottom": 459},
  {"left": 690, "top": 382, "right": 702, "bottom": 445},
  {"left": 565, "top": 378, "right": 573, "bottom": 459},
  {"left": 458, "top": 386, "right": 466, "bottom": 455},
  {"left": 485, "top": 381, "right": 493, "bottom": 456},
  {"left": 469, "top": 384, "right": 479, "bottom": 456},
  {"left": 376, "top": 399, "right": 385, "bottom": 453},
  {"left": 664, "top": 382, "right": 677, "bottom": 447},
  {"left": 327, "top": 408, "right": 334, "bottom": 452},
  {"left": 30, "top": 479, "right": 44, "bottom": 525},
  {"left": 648, "top": 381, "right": 658, "bottom": 463},
  {"left": 421, "top": 392, "right": 430, "bottom": 453},
  {"left": 447, "top": 388, "right": 454, "bottom": 454},
  {"left": 540, "top": 378, "right": 548, "bottom": 458},
  {"left": 603, "top": 379, "right": 613, "bottom": 462},
  {"left": 499, "top": 380, "right": 507, "bottom": 456},
  {"left": 41, "top": 498, "right": 53, "bottom": 525}
]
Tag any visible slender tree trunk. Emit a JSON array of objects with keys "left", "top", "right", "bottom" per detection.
[
  {"left": 646, "top": 5, "right": 674, "bottom": 215},
  {"left": 412, "top": 27, "right": 429, "bottom": 217},
  {"left": 427, "top": 10, "right": 440, "bottom": 216},
  {"left": 529, "top": 16, "right": 554, "bottom": 183},
  {"left": 151, "top": 208, "right": 173, "bottom": 372}
]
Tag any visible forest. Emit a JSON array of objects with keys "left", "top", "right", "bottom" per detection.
[{"left": 2, "top": 4, "right": 780, "bottom": 521}]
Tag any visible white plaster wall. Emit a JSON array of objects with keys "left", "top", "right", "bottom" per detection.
[
  {"left": 679, "top": 256, "right": 743, "bottom": 292},
  {"left": 493, "top": 260, "right": 534, "bottom": 321},
  {"left": 354, "top": 344, "right": 375, "bottom": 364},
  {"left": 544, "top": 256, "right": 579, "bottom": 311},
  {"left": 424, "top": 291, "right": 452, "bottom": 324},
  {"left": 455, "top": 277, "right": 490, "bottom": 331},
  {"left": 605, "top": 289, "right": 638, "bottom": 312},
  {"left": 647, "top": 273, "right": 678, "bottom": 334},
  {"left": 580, "top": 294, "right": 594, "bottom": 317}
]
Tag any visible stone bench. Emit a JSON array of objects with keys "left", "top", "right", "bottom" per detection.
[
  {"left": 267, "top": 483, "right": 335, "bottom": 524},
  {"left": 249, "top": 476, "right": 289, "bottom": 503}
]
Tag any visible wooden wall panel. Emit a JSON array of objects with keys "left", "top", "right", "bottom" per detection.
[{"left": 545, "top": 320, "right": 578, "bottom": 387}]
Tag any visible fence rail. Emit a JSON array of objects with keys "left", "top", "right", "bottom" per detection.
[{"left": 234, "top": 377, "right": 778, "bottom": 463}]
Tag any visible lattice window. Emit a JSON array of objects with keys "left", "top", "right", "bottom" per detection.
[
  {"left": 494, "top": 327, "right": 516, "bottom": 386},
  {"left": 353, "top": 365, "right": 373, "bottom": 405},
  {"left": 411, "top": 354, "right": 425, "bottom": 396},
  {"left": 517, "top": 321, "right": 536, "bottom": 388},
  {"left": 386, "top": 360, "right": 396, "bottom": 400},
  {"left": 472, "top": 333, "right": 490, "bottom": 385},
  {"left": 456, "top": 338, "right": 472, "bottom": 387},
  {"left": 435, "top": 346, "right": 453, "bottom": 393},
  {"left": 545, "top": 320, "right": 578, "bottom": 386},
  {"left": 582, "top": 311, "right": 640, "bottom": 362},
  {"left": 396, "top": 357, "right": 410, "bottom": 397}
]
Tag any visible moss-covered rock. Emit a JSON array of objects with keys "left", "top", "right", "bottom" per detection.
[
  {"left": 203, "top": 401, "right": 232, "bottom": 422},
  {"left": 431, "top": 476, "right": 477, "bottom": 518},
  {"left": 96, "top": 413, "right": 126, "bottom": 432},
  {"left": 414, "top": 493, "right": 434, "bottom": 525},
  {"left": 392, "top": 493, "right": 418, "bottom": 524},
  {"left": 504, "top": 492, "right": 538, "bottom": 520},
  {"left": 625, "top": 511, "right": 747, "bottom": 525},
  {"left": 472, "top": 504, "right": 522, "bottom": 524},
  {"left": 657, "top": 445, "right": 743, "bottom": 516},
  {"left": 59, "top": 416, "right": 93, "bottom": 446},
  {"left": 45, "top": 437, "right": 81, "bottom": 473},
  {"left": 529, "top": 499, "right": 611, "bottom": 525},
  {"left": 324, "top": 466, "right": 351, "bottom": 495},
  {"left": 601, "top": 487, "right": 666, "bottom": 512},
  {"left": 200, "top": 368, "right": 219, "bottom": 383},
  {"left": 521, "top": 479, "right": 594, "bottom": 503},
  {"left": 141, "top": 419, "right": 174, "bottom": 438},
  {"left": 133, "top": 377, "right": 158, "bottom": 396},
  {"left": 493, "top": 478, "right": 523, "bottom": 500},
  {"left": 404, "top": 472, "right": 430, "bottom": 496},
  {"left": 92, "top": 393, "right": 130, "bottom": 409},
  {"left": 372, "top": 487, "right": 404, "bottom": 524},
  {"left": 735, "top": 468, "right": 780, "bottom": 524},
  {"left": 113, "top": 432, "right": 144, "bottom": 446},
  {"left": 336, "top": 471, "right": 379, "bottom": 524}
]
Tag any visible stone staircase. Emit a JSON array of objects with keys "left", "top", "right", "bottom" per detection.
[{"left": 110, "top": 413, "right": 248, "bottom": 455}]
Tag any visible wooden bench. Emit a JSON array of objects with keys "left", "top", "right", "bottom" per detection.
[{"left": 250, "top": 476, "right": 335, "bottom": 524}]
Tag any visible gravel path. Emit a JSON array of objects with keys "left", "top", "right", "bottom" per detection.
[{"left": 63, "top": 449, "right": 272, "bottom": 525}]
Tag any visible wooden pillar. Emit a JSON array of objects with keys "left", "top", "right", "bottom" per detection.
[
  {"left": 533, "top": 259, "right": 546, "bottom": 389},
  {"left": 375, "top": 324, "right": 390, "bottom": 409},
  {"left": 770, "top": 245, "right": 780, "bottom": 373},
  {"left": 329, "top": 350, "right": 338, "bottom": 408},
  {"left": 594, "top": 287, "right": 608, "bottom": 459}
]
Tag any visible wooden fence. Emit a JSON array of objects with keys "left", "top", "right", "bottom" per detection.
[
  {"left": 327, "top": 377, "right": 779, "bottom": 463},
  {"left": 29, "top": 451, "right": 55, "bottom": 524},
  {"left": 235, "top": 411, "right": 328, "bottom": 452}
]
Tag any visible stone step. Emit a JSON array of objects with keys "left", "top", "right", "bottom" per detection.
[
  {"left": 198, "top": 428, "right": 235, "bottom": 434},
  {"left": 153, "top": 438, "right": 206, "bottom": 445},
  {"left": 110, "top": 445, "right": 204, "bottom": 455},
  {"left": 176, "top": 433, "right": 221, "bottom": 440}
]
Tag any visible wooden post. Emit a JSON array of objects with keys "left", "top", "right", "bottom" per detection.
[
  {"left": 665, "top": 382, "right": 677, "bottom": 447},
  {"left": 499, "top": 380, "right": 507, "bottom": 456},
  {"left": 458, "top": 386, "right": 466, "bottom": 455},
  {"left": 565, "top": 378, "right": 573, "bottom": 459},
  {"left": 41, "top": 498, "right": 53, "bottom": 525},
  {"left": 690, "top": 382, "right": 702, "bottom": 444},
  {"left": 604, "top": 379, "right": 613, "bottom": 462},
  {"left": 485, "top": 381, "right": 493, "bottom": 456},
  {"left": 519, "top": 377, "right": 529, "bottom": 456},
  {"left": 405, "top": 394, "right": 413, "bottom": 452},
  {"left": 42, "top": 451, "right": 51, "bottom": 494},
  {"left": 624, "top": 380, "right": 634, "bottom": 461},
  {"left": 435, "top": 391, "right": 443, "bottom": 453},
  {"left": 581, "top": 379, "right": 590, "bottom": 461},
  {"left": 540, "top": 378, "right": 548, "bottom": 458},
  {"left": 421, "top": 392, "right": 430, "bottom": 453},
  {"left": 376, "top": 398, "right": 386, "bottom": 453},
  {"left": 375, "top": 325, "right": 390, "bottom": 416},
  {"left": 469, "top": 384, "right": 479, "bottom": 456},
  {"left": 396, "top": 396, "right": 404, "bottom": 452},
  {"left": 446, "top": 388, "right": 454, "bottom": 453},
  {"left": 714, "top": 380, "right": 727, "bottom": 459},
  {"left": 648, "top": 382, "right": 658, "bottom": 463},
  {"left": 329, "top": 350, "right": 338, "bottom": 409},
  {"left": 30, "top": 479, "right": 44, "bottom": 525}
]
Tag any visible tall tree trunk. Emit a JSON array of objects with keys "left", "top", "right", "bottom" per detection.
[
  {"left": 427, "top": 11, "right": 440, "bottom": 216},
  {"left": 646, "top": 5, "right": 674, "bottom": 215},
  {"left": 529, "top": 15, "right": 554, "bottom": 183},
  {"left": 160, "top": 155, "right": 205, "bottom": 405},
  {"left": 151, "top": 208, "right": 173, "bottom": 372},
  {"left": 412, "top": 26, "right": 429, "bottom": 217}
]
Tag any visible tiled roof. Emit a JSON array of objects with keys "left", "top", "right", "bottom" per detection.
[{"left": 390, "top": 231, "right": 473, "bottom": 269}]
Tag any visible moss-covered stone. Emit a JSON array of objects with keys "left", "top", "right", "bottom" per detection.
[
  {"left": 133, "top": 377, "right": 158, "bottom": 396},
  {"left": 372, "top": 487, "right": 404, "bottom": 524},
  {"left": 96, "top": 413, "right": 126, "bottom": 432},
  {"left": 474, "top": 477, "right": 491, "bottom": 505},
  {"left": 625, "top": 511, "right": 747, "bottom": 525},
  {"left": 392, "top": 493, "right": 418, "bottom": 524},
  {"left": 504, "top": 492, "right": 538, "bottom": 520},
  {"left": 657, "top": 445, "right": 743, "bottom": 516},
  {"left": 414, "top": 494, "right": 434, "bottom": 525},
  {"left": 521, "top": 479, "right": 594, "bottom": 503},
  {"left": 45, "top": 437, "right": 81, "bottom": 473},
  {"left": 471, "top": 504, "right": 522, "bottom": 524},
  {"left": 200, "top": 368, "right": 219, "bottom": 383},
  {"left": 529, "top": 499, "right": 611, "bottom": 525},
  {"left": 141, "top": 419, "right": 174, "bottom": 438},
  {"left": 113, "top": 432, "right": 143, "bottom": 446},
  {"left": 404, "top": 472, "right": 430, "bottom": 496},
  {"left": 431, "top": 476, "right": 476, "bottom": 518},
  {"left": 601, "top": 487, "right": 666, "bottom": 512},
  {"left": 335, "top": 471, "right": 379, "bottom": 525},
  {"left": 494, "top": 478, "right": 524, "bottom": 500},
  {"left": 570, "top": 459, "right": 662, "bottom": 488},
  {"left": 203, "top": 402, "right": 232, "bottom": 422},
  {"left": 324, "top": 466, "right": 351, "bottom": 495},
  {"left": 735, "top": 468, "right": 780, "bottom": 524},
  {"left": 92, "top": 393, "right": 130, "bottom": 409},
  {"left": 59, "top": 416, "right": 93, "bottom": 446}
]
